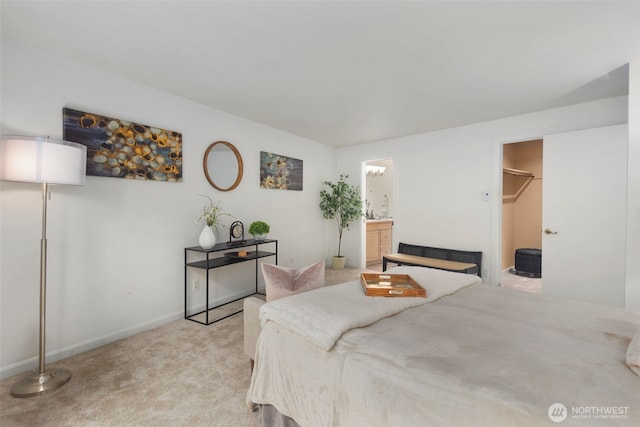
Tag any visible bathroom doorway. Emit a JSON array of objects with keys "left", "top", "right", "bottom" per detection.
[{"left": 365, "top": 159, "right": 393, "bottom": 270}]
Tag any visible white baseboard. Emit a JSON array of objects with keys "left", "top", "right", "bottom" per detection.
[
  {"left": 2, "top": 287, "right": 256, "bottom": 380},
  {"left": 0, "top": 310, "right": 183, "bottom": 380}
]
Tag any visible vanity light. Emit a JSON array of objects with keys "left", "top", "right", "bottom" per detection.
[{"left": 366, "top": 165, "right": 385, "bottom": 177}]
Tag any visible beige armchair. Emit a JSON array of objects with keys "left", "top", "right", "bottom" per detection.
[{"left": 243, "top": 295, "right": 266, "bottom": 370}]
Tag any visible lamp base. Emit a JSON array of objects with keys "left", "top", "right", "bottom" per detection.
[{"left": 10, "top": 368, "right": 71, "bottom": 398}]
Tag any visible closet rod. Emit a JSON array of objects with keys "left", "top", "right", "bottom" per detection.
[{"left": 503, "top": 167, "right": 534, "bottom": 177}]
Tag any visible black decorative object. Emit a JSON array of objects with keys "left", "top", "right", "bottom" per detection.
[
  {"left": 514, "top": 248, "right": 542, "bottom": 278},
  {"left": 228, "top": 220, "right": 246, "bottom": 246}
]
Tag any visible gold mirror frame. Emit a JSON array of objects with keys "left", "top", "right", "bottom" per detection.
[{"left": 203, "top": 141, "right": 244, "bottom": 191}]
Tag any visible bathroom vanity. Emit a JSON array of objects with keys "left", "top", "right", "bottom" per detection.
[{"left": 366, "top": 219, "right": 393, "bottom": 266}]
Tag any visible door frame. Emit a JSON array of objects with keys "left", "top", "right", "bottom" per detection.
[
  {"left": 500, "top": 139, "right": 543, "bottom": 277},
  {"left": 492, "top": 124, "right": 636, "bottom": 309},
  {"left": 361, "top": 157, "right": 395, "bottom": 268},
  {"left": 490, "top": 125, "right": 578, "bottom": 287}
]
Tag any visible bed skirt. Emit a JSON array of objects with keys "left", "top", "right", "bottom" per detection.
[{"left": 254, "top": 404, "right": 301, "bottom": 427}]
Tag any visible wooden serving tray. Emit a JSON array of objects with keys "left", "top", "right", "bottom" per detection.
[{"left": 360, "top": 273, "right": 426, "bottom": 298}]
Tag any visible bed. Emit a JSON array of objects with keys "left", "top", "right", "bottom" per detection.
[{"left": 246, "top": 266, "right": 640, "bottom": 426}]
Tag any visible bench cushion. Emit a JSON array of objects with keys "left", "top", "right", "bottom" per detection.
[
  {"left": 384, "top": 243, "right": 482, "bottom": 276},
  {"left": 384, "top": 253, "right": 477, "bottom": 273}
]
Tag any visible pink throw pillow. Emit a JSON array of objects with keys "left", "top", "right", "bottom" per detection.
[{"left": 262, "top": 260, "right": 325, "bottom": 302}]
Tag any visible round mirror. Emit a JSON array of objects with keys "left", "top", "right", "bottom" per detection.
[{"left": 203, "top": 141, "right": 243, "bottom": 191}]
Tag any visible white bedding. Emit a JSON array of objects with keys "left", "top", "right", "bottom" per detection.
[
  {"left": 248, "top": 267, "right": 640, "bottom": 427},
  {"left": 259, "top": 266, "right": 481, "bottom": 350}
]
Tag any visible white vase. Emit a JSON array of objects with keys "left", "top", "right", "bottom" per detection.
[{"left": 198, "top": 226, "right": 217, "bottom": 249}]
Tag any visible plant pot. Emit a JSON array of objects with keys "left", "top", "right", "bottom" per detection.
[
  {"left": 253, "top": 234, "right": 266, "bottom": 241},
  {"left": 332, "top": 256, "right": 346, "bottom": 270},
  {"left": 198, "top": 226, "right": 217, "bottom": 249}
]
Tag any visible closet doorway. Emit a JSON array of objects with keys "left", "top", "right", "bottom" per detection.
[
  {"left": 501, "top": 140, "right": 542, "bottom": 293},
  {"left": 498, "top": 125, "right": 626, "bottom": 305}
]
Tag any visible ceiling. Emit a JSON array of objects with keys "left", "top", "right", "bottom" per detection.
[{"left": 2, "top": 1, "right": 639, "bottom": 147}]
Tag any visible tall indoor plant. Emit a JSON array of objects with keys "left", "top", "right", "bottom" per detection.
[{"left": 319, "top": 174, "right": 364, "bottom": 269}]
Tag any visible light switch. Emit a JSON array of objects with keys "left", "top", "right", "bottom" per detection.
[{"left": 482, "top": 191, "right": 490, "bottom": 201}]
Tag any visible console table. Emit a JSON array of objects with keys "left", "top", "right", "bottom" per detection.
[{"left": 184, "top": 238, "right": 277, "bottom": 325}]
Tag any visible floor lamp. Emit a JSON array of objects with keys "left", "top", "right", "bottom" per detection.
[{"left": 0, "top": 135, "right": 86, "bottom": 398}]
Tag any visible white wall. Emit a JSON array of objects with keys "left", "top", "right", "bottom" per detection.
[
  {"left": 336, "top": 96, "right": 630, "bottom": 288},
  {"left": 0, "top": 39, "right": 335, "bottom": 378},
  {"left": 627, "top": 61, "right": 640, "bottom": 310}
]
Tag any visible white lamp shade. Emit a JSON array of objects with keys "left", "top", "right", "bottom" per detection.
[{"left": 0, "top": 135, "right": 87, "bottom": 185}]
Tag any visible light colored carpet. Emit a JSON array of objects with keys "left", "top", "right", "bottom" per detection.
[
  {"left": 500, "top": 267, "right": 542, "bottom": 293},
  {"left": 325, "top": 265, "right": 377, "bottom": 286},
  {"left": 0, "top": 312, "right": 254, "bottom": 427},
  {"left": 0, "top": 267, "right": 371, "bottom": 427}
]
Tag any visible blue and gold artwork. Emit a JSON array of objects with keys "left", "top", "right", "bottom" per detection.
[
  {"left": 260, "top": 151, "right": 303, "bottom": 191},
  {"left": 63, "top": 108, "right": 182, "bottom": 182}
]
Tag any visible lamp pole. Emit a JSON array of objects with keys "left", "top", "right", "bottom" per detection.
[
  {"left": 39, "top": 181, "right": 48, "bottom": 377},
  {"left": 10, "top": 181, "right": 72, "bottom": 398}
]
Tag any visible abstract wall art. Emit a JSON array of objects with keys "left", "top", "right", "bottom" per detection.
[
  {"left": 260, "top": 151, "right": 303, "bottom": 191},
  {"left": 63, "top": 108, "right": 182, "bottom": 182}
]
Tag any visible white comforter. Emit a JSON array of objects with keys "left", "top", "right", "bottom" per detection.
[
  {"left": 259, "top": 266, "right": 481, "bottom": 350},
  {"left": 248, "top": 267, "right": 640, "bottom": 427}
]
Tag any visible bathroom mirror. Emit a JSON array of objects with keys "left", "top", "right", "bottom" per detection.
[
  {"left": 203, "top": 141, "right": 243, "bottom": 191},
  {"left": 365, "top": 158, "right": 393, "bottom": 219}
]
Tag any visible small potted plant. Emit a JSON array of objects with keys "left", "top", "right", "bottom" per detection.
[
  {"left": 319, "top": 174, "right": 364, "bottom": 269},
  {"left": 249, "top": 220, "right": 270, "bottom": 241}
]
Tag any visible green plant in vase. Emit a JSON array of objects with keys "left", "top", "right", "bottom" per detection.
[
  {"left": 319, "top": 174, "right": 364, "bottom": 269},
  {"left": 249, "top": 220, "right": 270, "bottom": 240}
]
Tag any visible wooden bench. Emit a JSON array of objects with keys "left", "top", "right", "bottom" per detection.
[{"left": 383, "top": 242, "right": 482, "bottom": 277}]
